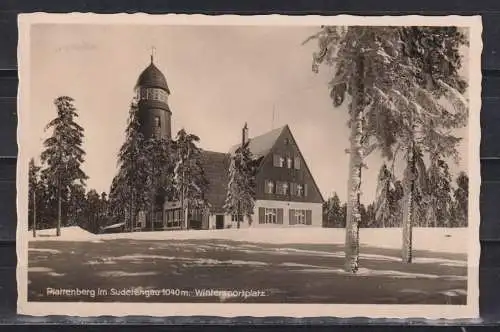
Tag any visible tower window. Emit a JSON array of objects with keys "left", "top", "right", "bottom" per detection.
[{"left": 154, "top": 116, "right": 161, "bottom": 128}]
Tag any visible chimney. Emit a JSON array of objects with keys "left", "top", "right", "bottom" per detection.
[{"left": 242, "top": 122, "right": 249, "bottom": 146}]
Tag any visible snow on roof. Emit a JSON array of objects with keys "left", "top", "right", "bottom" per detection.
[
  {"left": 228, "top": 125, "right": 286, "bottom": 158},
  {"left": 202, "top": 126, "right": 287, "bottom": 213},
  {"left": 200, "top": 150, "right": 230, "bottom": 213}
]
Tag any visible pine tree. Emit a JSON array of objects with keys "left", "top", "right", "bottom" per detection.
[
  {"left": 365, "top": 203, "right": 376, "bottom": 228},
  {"left": 40, "top": 96, "right": 88, "bottom": 236},
  {"left": 144, "top": 138, "right": 174, "bottom": 231},
  {"left": 108, "top": 172, "right": 127, "bottom": 228},
  {"left": 323, "top": 193, "right": 344, "bottom": 228},
  {"left": 401, "top": 145, "right": 430, "bottom": 261},
  {"left": 173, "top": 128, "right": 209, "bottom": 229},
  {"left": 223, "top": 139, "right": 256, "bottom": 228},
  {"left": 374, "top": 163, "right": 394, "bottom": 228},
  {"left": 426, "top": 155, "right": 453, "bottom": 227},
  {"left": 112, "top": 101, "right": 150, "bottom": 232},
  {"left": 99, "top": 192, "right": 109, "bottom": 231},
  {"left": 68, "top": 183, "right": 86, "bottom": 227},
  {"left": 398, "top": 27, "right": 468, "bottom": 261},
  {"left": 451, "top": 172, "right": 468, "bottom": 227},
  {"left": 28, "top": 158, "right": 41, "bottom": 237},
  {"left": 84, "top": 189, "right": 101, "bottom": 234}
]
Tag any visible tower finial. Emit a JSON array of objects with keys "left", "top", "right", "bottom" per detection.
[{"left": 150, "top": 46, "right": 156, "bottom": 63}]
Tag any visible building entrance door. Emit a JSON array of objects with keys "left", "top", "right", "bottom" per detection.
[{"left": 215, "top": 215, "right": 224, "bottom": 229}]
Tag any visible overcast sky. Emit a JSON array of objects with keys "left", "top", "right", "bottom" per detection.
[{"left": 28, "top": 24, "right": 469, "bottom": 204}]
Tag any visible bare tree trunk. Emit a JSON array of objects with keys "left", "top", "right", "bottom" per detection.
[
  {"left": 402, "top": 144, "right": 415, "bottom": 263},
  {"left": 151, "top": 202, "right": 155, "bottom": 232},
  {"left": 237, "top": 201, "right": 241, "bottom": 229},
  {"left": 57, "top": 183, "right": 61, "bottom": 237},
  {"left": 344, "top": 54, "right": 365, "bottom": 274},
  {"left": 130, "top": 192, "right": 135, "bottom": 233},
  {"left": 184, "top": 198, "right": 189, "bottom": 230},
  {"left": 32, "top": 190, "right": 36, "bottom": 238}
]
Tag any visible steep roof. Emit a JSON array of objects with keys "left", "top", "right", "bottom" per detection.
[
  {"left": 136, "top": 61, "right": 171, "bottom": 93},
  {"left": 228, "top": 125, "right": 286, "bottom": 159},
  {"left": 200, "top": 150, "right": 230, "bottom": 213}
]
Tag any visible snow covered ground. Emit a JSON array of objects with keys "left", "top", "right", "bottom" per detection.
[
  {"left": 28, "top": 226, "right": 468, "bottom": 254},
  {"left": 27, "top": 225, "right": 468, "bottom": 304}
]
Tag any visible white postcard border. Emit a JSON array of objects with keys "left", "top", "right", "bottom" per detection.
[{"left": 16, "top": 13, "right": 482, "bottom": 319}]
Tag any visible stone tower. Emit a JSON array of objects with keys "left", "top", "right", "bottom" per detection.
[{"left": 134, "top": 54, "right": 172, "bottom": 140}]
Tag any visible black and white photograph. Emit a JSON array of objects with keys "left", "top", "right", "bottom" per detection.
[{"left": 16, "top": 14, "right": 482, "bottom": 318}]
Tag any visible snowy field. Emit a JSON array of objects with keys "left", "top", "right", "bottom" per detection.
[
  {"left": 26, "top": 226, "right": 468, "bottom": 304},
  {"left": 28, "top": 226, "right": 467, "bottom": 254}
]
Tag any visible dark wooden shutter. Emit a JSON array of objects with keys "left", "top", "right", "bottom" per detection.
[
  {"left": 304, "top": 184, "right": 308, "bottom": 198},
  {"left": 289, "top": 209, "right": 295, "bottom": 225},
  {"left": 259, "top": 207, "right": 265, "bottom": 224},
  {"left": 277, "top": 208, "right": 283, "bottom": 224},
  {"left": 306, "top": 210, "right": 312, "bottom": 225}
]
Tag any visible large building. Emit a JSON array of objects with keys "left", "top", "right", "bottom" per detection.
[{"left": 132, "top": 55, "right": 324, "bottom": 230}]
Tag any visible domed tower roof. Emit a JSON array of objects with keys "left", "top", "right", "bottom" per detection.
[{"left": 135, "top": 56, "right": 170, "bottom": 94}]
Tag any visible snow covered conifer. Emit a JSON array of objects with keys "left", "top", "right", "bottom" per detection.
[
  {"left": 307, "top": 26, "right": 468, "bottom": 267},
  {"left": 426, "top": 155, "right": 453, "bottom": 227},
  {"left": 40, "top": 96, "right": 88, "bottom": 236},
  {"left": 451, "top": 172, "right": 468, "bottom": 227},
  {"left": 374, "top": 164, "right": 394, "bottom": 228},
  {"left": 173, "top": 128, "right": 209, "bottom": 229},
  {"left": 144, "top": 137, "right": 174, "bottom": 230},
  {"left": 223, "top": 134, "right": 256, "bottom": 229},
  {"left": 111, "top": 100, "right": 150, "bottom": 231}
]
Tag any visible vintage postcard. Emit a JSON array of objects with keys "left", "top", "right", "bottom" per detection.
[{"left": 17, "top": 13, "right": 482, "bottom": 319}]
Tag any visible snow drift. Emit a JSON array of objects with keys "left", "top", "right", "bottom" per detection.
[{"left": 28, "top": 226, "right": 96, "bottom": 242}]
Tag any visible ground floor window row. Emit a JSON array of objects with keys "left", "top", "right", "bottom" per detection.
[
  {"left": 136, "top": 207, "right": 313, "bottom": 229},
  {"left": 258, "top": 207, "right": 312, "bottom": 225}
]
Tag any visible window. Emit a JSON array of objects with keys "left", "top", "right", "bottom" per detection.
[
  {"left": 265, "top": 208, "right": 277, "bottom": 224},
  {"left": 231, "top": 214, "right": 243, "bottom": 222},
  {"left": 273, "top": 154, "right": 285, "bottom": 167},
  {"left": 154, "top": 116, "right": 161, "bottom": 128},
  {"left": 158, "top": 89, "right": 167, "bottom": 102},
  {"left": 276, "top": 181, "right": 289, "bottom": 195},
  {"left": 265, "top": 180, "right": 275, "bottom": 194},
  {"left": 296, "top": 184, "right": 304, "bottom": 197},
  {"left": 295, "top": 210, "right": 306, "bottom": 224},
  {"left": 284, "top": 138, "right": 290, "bottom": 145},
  {"left": 140, "top": 88, "right": 167, "bottom": 102},
  {"left": 294, "top": 157, "right": 301, "bottom": 169},
  {"left": 289, "top": 209, "right": 311, "bottom": 225},
  {"left": 286, "top": 157, "right": 293, "bottom": 168}
]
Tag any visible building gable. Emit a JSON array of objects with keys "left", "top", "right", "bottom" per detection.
[{"left": 256, "top": 125, "right": 324, "bottom": 204}]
